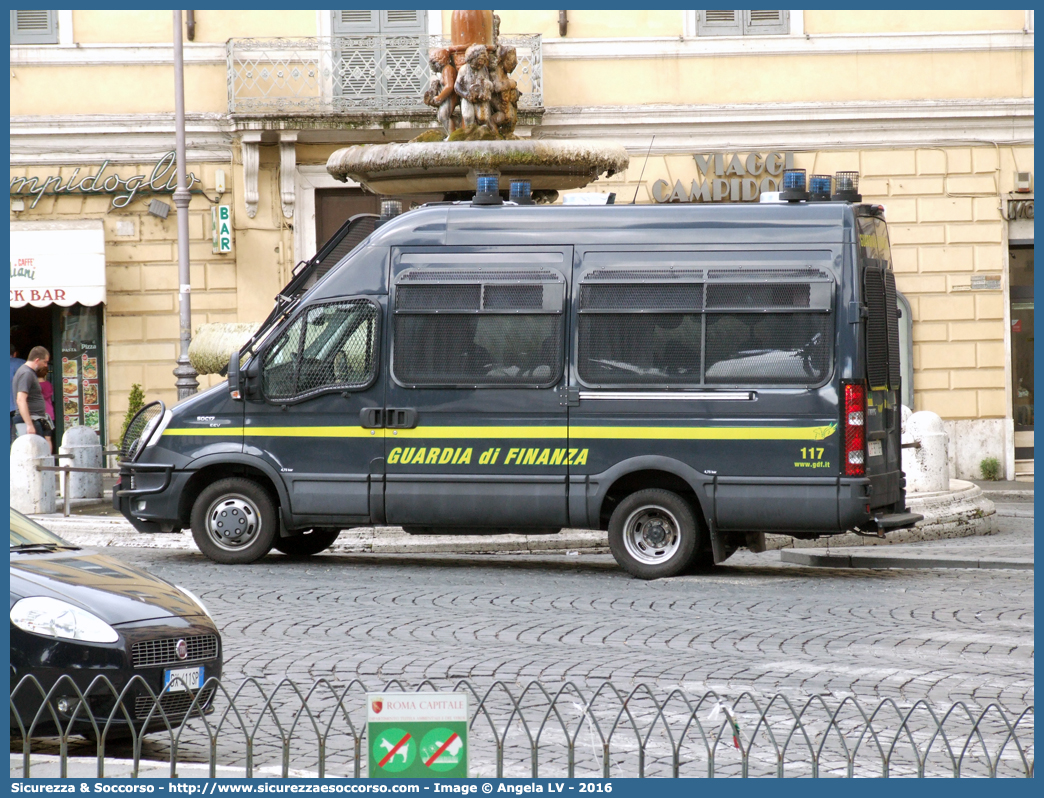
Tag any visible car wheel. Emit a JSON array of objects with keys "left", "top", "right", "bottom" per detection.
[
  {"left": 273, "top": 528, "right": 341, "bottom": 556},
  {"left": 190, "top": 478, "right": 277, "bottom": 564},
  {"left": 608, "top": 489, "right": 698, "bottom": 580}
]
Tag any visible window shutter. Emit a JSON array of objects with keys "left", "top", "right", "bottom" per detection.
[
  {"left": 11, "top": 9, "right": 58, "bottom": 44},
  {"left": 744, "top": 10, "right": 789, "bottom": 35},
  {"left": 697, "top": 10, "right": 742, "bottom": 36},
  {"left": 380, "top": 11, "right": 427, "bottom": 98},
  {"left": 332, "top": 10, "right": 379, "bottom": 34},
  {"left": 380, "top": 10, "right": 426, "bottom": 33}
]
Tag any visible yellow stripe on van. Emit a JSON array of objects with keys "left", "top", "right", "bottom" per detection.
[
  {"left": 572, "top": 424, "right": 837, "bottom": 441},
  {"left": 164, "top": 423, "right": 836, "bottom": 441}
]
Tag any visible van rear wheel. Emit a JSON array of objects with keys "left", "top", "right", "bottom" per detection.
[
  {"left": 608, "top": 489, "right": 697, "bottom": 580},
  {"left": 273, "top": 528, "right": 341, "bottom": 556},
  {"left": 190, "top": 478, "right": 277, "bottom": 564}
]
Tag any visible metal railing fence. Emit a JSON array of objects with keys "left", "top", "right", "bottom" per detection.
[
  {"left": 227, "top": 35, "right": 543, "bottom": 115},
  {"left": 10, "top": 675, "right": 1033, "bottom": 779}
]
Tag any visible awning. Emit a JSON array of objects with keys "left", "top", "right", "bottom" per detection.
[{"left": 10, "top": 220, "right": 106, "bottom": 308}]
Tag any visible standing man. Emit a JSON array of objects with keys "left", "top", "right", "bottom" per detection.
[
  {"left": 10, "top": 343, "right": 26, "bottom": 445},
  {"left": 13, "top": 346, "right": 53, "bottom": 452}
]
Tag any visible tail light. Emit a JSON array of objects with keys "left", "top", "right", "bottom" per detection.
[{"left": 843, "top": 381, "right": 866, "bottom": 477}]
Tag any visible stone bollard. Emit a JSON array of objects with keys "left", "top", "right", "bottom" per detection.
[
  {"left": 60, "top": 425, "right": 103, "bottom": 499},
  {"left": 10, "top": 434, "right": 56, "bottom": 515},
  {"left": 903, "top": 410, "right": 950, "bottom": 493}
]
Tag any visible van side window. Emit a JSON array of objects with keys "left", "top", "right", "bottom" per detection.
[
  {"left": 577, "top": 267, "right": 833, "bottom": 388},
  {"left": 261, "top": 299, "right": 379, "bottom": 400},
  {"left": 392, "top": 268, "right": 565, "bottom": 387},
  {"left": 578, "top": 280, "right": 703, "bottom": 385}
]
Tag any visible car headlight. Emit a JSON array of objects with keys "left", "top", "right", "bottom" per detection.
[
  {"left": 10, "top": 597, "right": 119, "bottom": 643},
  {"left": 175, "top": 585, "right": 210, "bottom": 617}
]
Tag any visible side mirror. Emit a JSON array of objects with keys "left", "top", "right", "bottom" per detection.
[{"left": 227, "top": 348, "right": 243, "bottom": 400}]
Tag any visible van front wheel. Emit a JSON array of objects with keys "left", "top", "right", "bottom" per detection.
[
  {"left": 190, "top": 478, "right": 277, "bottom": 564},
  {"left": 608, "top": 489, "right": 697, "bottom": 580}
]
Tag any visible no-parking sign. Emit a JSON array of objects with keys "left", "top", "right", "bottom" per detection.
[{"left": 367, "top": 692, "right": 468, "bottom": 778}]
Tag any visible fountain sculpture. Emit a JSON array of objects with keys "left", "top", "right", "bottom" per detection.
[{"left": 327, "top": 10, "right": 629, "bottom": 201}]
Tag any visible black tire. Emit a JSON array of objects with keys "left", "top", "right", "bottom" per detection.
[
  {"left": 190, "top": 477, "right": 277, "bottom": 564},
  {"left": 273, "top": 528, "right": 341, "bottom": 556},
  {"left": 607, "top": 489, "right": 698, "bottom": 580}
]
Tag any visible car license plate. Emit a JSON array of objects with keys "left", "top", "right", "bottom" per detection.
[
  {"left": 868, "top": 440, "right": 883, "bottom": 458},
  {"left": 164, "top": 666, "right": 203, "bottom": 693}
]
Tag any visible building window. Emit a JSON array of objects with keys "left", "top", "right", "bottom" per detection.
[
  {"left": 10, "top": 10, "right": 58, "bottom": 44},
  {"left": 696, "top": 10, "right": 789, "bottom": 36},
  {"left": 331, "top": 10, "right": 428, "bottom": 103}
]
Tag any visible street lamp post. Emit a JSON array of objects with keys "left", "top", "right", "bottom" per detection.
[{"left": 172, "top": 9, "right": 199, "bottom": 400}]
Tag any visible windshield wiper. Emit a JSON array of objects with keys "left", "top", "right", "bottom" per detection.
[{"left": 10, "top": 543, "right": 81, "bottom": 552}]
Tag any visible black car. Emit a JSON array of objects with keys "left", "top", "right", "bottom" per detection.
[{"left": 9, "top": 508, "right": 222, "bottom": 739}]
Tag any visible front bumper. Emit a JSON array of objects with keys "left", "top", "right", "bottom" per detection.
[
  {"left": 11, "top": 617, "right": 222, "bottom": 737},
  {"left": 114, "top": 462, "right": 186, "bottom": 533}
]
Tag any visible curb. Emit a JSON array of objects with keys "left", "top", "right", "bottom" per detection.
[{"left": 780, "top": 550, "right": 1033, "bottom": 570}]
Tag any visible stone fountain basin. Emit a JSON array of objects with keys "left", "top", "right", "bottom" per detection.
[{"left": 327, "top": 139, "right": 630, "bottom": 195}]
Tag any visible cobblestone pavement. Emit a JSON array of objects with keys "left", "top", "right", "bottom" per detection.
[{"left": 16, "top": 517, "right": 1034, "bottom": 777}]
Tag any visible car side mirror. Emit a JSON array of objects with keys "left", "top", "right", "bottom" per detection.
[{"left": 227, "top": 348, "right": 243, "bottom": 399}]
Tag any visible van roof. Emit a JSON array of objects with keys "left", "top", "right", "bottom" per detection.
[{"left": 367, "top": 201, "right": 860, "bottom": 248}]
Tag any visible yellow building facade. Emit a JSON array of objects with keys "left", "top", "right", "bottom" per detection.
[{"left": 9, "top": 10, "right": 1034, "bottom": 479}]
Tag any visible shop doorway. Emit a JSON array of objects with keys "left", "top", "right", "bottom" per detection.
[
  {"left": 1009, "top": 244, "right": 1033, "bottom": 479},
  {"left": 10, "top": 304, "right": 105, "bottom": 448}
]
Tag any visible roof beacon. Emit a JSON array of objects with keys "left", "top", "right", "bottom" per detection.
[
  {"left": 779, "top": 168, "right": 809, "bottom": 202},
  {"left": 509, "top": 179, "right": 534, "bottom": 205},
  {"left": 832, "top": 171, "right": 862, "bottom": 203},
  {"left": 473, "top": 172, "right": 503, "bottom": 206},
  {"left": 809, "top": 174, "right": 833, "bottom": 202}
]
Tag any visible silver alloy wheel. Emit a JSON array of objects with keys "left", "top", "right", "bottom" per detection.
[
  {"left": 621, "top": 504, "right": 682, "bottom": 565},
  {"left": 205, "top": 494, "right": 261, "bottom": 551}
]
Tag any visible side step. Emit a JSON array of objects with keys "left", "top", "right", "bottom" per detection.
[{"left": 864, "top": 512, "right": 923, "bottom": 534}]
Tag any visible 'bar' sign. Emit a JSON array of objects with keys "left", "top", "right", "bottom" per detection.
[{"left": 212, "top": 205, "right": 232, "bottom": 253}]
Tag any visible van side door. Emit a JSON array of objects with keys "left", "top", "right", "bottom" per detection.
[
  {"left": 246, "top": 296, "right": 386, "bottom": 526},
  {"left": 384, "top": 248, "right": 571, "bottom": 529}
]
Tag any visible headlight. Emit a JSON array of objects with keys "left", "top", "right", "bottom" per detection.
[
  {"left": 175, "top": 585, "right": 210, "bottom": 617},
  {"left": 11, "top": 597, "right": 119, "bottom": 643}
]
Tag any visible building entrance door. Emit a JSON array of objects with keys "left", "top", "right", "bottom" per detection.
[{"left": 1009, "top": 244, "right": 1033, "bottom": 479}]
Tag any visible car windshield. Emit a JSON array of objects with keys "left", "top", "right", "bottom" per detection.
[{"left": 10, "top": 507, "right": 73, "bottom": 548}]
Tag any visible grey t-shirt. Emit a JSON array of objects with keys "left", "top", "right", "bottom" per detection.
[{"left": 12, "top": 363, "right": 46, "bottom": 420}]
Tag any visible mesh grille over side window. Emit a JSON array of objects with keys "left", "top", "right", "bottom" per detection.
[
  {"left": 704, "top": 313, "right": 831, "bottom": 385},
  {"left": 262, "top": 299, "right": 379, "bottom": 401},
  {"left": 393, "top": 268, "right": 565, "bottom": 387},
  {"left": 577, "top": 270, "right": 833, "bottom": 388}
]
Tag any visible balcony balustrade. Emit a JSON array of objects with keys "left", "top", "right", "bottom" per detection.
[{"left": 227, "top": 35, "right": 543, "bottom": 117}]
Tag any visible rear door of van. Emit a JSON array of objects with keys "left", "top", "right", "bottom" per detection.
[
  {"left": 858, "top": 214, "right": 905, "bottom": 512},
  {"left": 383, "top": 247, "right": 572, "bottom": 529}
]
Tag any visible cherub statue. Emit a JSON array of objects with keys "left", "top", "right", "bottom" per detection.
[
  {"left": 490, "top": 44, "right": 519, "bottom": 137},
  {"left": 454, "top": 43, "right": 495, "bottom": 134},
  {"left": 422, "top": 48, "right": 458, "bottom": 136}
]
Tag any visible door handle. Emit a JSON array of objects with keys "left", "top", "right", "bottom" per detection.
[
  {"left": 359, "top": 407, "right": 383, "bottom": 429},
  {"left": 385, "top": 408, "right": 418, "bottom": 429}
]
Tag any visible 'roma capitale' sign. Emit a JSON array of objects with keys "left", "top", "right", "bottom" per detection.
[
  {"left": 653, "top": 151, "right": 796, "bottom": 203},
  {"left": 10, "top": 152, "right": 201, "bottom": 210}
]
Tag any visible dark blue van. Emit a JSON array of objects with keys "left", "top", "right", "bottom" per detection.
[{"left": 117, "top": 190, "right": 919, "bottom": 579}]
